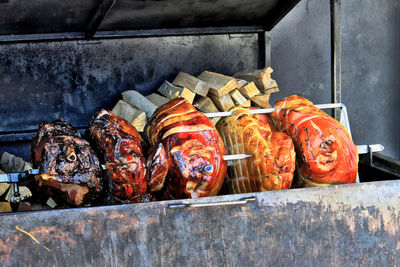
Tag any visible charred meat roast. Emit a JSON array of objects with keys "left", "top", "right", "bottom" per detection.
[
  {"left": 31, "top": 120, "right": 103, "bottom": 206},
  {"left": 89, "top": 110, "right": 149, "bottom": 203}
]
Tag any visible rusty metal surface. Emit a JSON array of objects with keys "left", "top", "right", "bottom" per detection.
[{"left": 1, "top": 180, "right": 400, "bottom": 266}]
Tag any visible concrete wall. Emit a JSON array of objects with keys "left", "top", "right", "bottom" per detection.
[{"left": 271, "top": 0, "right": 400, "bottom": 159}]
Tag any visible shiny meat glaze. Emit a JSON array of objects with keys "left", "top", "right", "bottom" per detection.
[
  {"left": 217, "top": 107, "right": 296, "bottom": 194},
  {"left": 145, "top": 98, "right": 227, "bottom": 199},
  {"left": 271, "top": 95, "right": 358, "bottom": 186},
  {"left": 31, "top": 120, "right": 103, "bottom": 206},
  {"left": 89, "top": 110, "right": 148, "bottom": 203}
]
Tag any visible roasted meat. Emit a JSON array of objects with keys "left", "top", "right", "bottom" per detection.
[
  {"left": 145, "top": 98, "right": 227, "bottom": 199},
  {"left": 271, "top": 95, "right": 358, "bottom": 186},
  {"left": 217, "top": 107, "right": 296, "bottom": 193},
  {"left": 89, "top": 110, "right": 148, "bottom": 203},
  {"left": 31, "top": 120, "right": 103, "bottom": 206}
]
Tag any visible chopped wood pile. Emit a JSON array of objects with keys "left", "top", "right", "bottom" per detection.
[{"left": 112, "top": 67, "right": 279, "bottom": 130}]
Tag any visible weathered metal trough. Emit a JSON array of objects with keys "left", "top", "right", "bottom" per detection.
[{"left": 1, "top": 181, "right": 400, "bottom": 266}]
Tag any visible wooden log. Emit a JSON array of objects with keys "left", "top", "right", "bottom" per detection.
[
  {"left": 230, "top": 90, "right": 251, "bottom": 107},
  {"left": 0, "top": 183, "right": 10, "bottom": 197},
  {"left": 122, "top": 90, "right": 158, "bottom": 118},
  {"left": 193, "top": 96, "right": 221, "bottom": 125},
  {"left": 237, "top": 80, "right": 260, "bottom": 98},
  {"left": 131, "top": 113, "right": 147, "bottom": 133},
  {"left": 0, "top": 202, "right": 11, "bottom": 213},
  {"left": 209, "top": 94, "right": 235, "bottom": 112},
  {"left": 234, "top": 67, "right": 279, "bottom": 94},
  {"left": 251, "top": 94, "right": 272, "bottom": 108},
  {"left": 0, "top": 169, "right": 11, "bottom": 198},
  {"left": 146, "top": 93, "right": 170, "bottom": 107},
  {"left": 158, "top": 81, "right": 195, "bottom": 104},
  {"left": 46, "top": 197, "right": 58, "bottom": 208},
  {"left": 193, "top": 96, "right": 218, "bottom": 113},
  {"left": 0, "top": 152, "right": 32, "bottom": 173},
  {"left": 198, "top": 71, "right": 238, "bottom": 97},
  {"left": 111, "top": 100, "right": 147, "bottom": 132},
  {"left": 172, "top": 72, "right": 209, "bottom": 97}
]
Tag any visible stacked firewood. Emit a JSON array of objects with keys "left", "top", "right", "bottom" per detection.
[{"left": 112, "top": 67, "right": 279, "bottom": 130}]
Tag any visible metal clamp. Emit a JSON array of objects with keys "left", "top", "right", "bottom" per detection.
[{"left": 168, "top": 196, "right": 257, "bottom": 209}]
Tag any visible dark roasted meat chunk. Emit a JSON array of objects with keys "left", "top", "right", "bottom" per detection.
[
  {"left": 89, "top": 110, "right": 148, "bottom": 203},
  {"left": 31, "top": 120, "right": 103, "bottom": 206},
  {"left": 145, "top": 98, "right": 227, "bottom": 199}
]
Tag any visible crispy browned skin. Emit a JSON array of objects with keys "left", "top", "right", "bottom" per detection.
[
  {"left": 145, "top": 98, "right": 227, "bottom": 199},
  {"left": 31, "top": 120, "right": 103, "bottom": 206},
  {"left": 89, "top": 110, "right": 148, "bottom": 203},
  {"left": 271, "top": 95, "right": 358, "bottom": 186},
  {"left": 217, "top": 107, "right": 296, "bottom": 193}
]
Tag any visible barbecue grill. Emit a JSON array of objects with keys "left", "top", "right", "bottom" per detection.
[{"left": 0, "top": 0, "right": 399, "bottom": 266}]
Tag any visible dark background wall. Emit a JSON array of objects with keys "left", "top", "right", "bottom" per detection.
[{"left": 271, "top": 0, "right": 400, "bottom": 159}]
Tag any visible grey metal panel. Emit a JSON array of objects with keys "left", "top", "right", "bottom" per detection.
[
  {"left": 341, "top": 0, "right": 400, "bottom": 160},
  {"left": 1, "top": 180, "right": 400, "bottom": 266},
  {"left": 0, "top": 0, "right": 100, "bottom": 35},
  {"left": 269, "top": 0, "right": 332, "bottom": 105},
  {"left": 99, "top": 0, "right": 300, "bottom": 31},
  {"left": 0, "top": 34, "right": 260, "bottom": 160},
  {"left": 0, "top": 0, "right": 300, "bottom": 38},
  {"left": 270, "top": 0, "right": 399, "bottom": 159}
]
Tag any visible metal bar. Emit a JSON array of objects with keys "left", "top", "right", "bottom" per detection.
[
  {"left": 85, "top": 0, "right": 116, "bottom": 39},
  {"left": 223, "top": 154, "right": 252, "bottom": 161},
  {"left": 257, "top": 31, "right": 271, "bottom": 68},
  {"left": 168, "top": 197, "right": 257, "bottom": 209},
  {"left": 330, "top": 0, "right": 342, "bottom": 119},
  {"left": 0, "top": 26, "right": 264, "bottom": 44},
  {"left": 94, "top": 26, "right": 265, "bottom": 39},
  {"left": 357, "top": 144, "right": 385, "bottom": 154},
  {"left": 205, "top": 103, "right": 344, "bottom": 118},
  {"left": 264, "top": 31, "right": 272, "bottom": 67},
  {"left": 0, "top": 32, "right": 85, "bottom": 44},
  {"left": 263, "top": 0, "right": 301, "bottom": 30}
]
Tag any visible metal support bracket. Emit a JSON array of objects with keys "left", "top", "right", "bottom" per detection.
[
  {"left": 330, "top": 0, "right": 342, "bottom": 119},
  {"left": 85, "top": 0, "right": 116, "bottom": 39}
]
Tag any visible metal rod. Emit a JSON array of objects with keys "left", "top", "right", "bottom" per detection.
[
  {"left": 0, "top": 26, "right": 265, "bottom": 44},
  {"left": 357, "top": 144, "right": 385, "bottom": 154},
  {"left": 257, "top": 31, "right": 271, "bottom": 68},
  {"left": 264, "top": 31, "right": 272, "bottom": 67},
  {"left": 168, "top": 197, "right": 256, "bottom": 209},
  {"left": 223, "top": 154, "right": 252, "bottom": 161},
  {"left": 94, "top": 26, "right": 265, "bottom": 39},
  {"left": 205, "top": 103, "right": 344, "bottom": 118},
  {"left": 330, "top": 0, "right": 342, "bottom": 119}
]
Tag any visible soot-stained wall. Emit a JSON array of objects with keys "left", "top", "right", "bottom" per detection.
[{"left": 0, "top": 34, "right": 259, "bottom": 160}]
